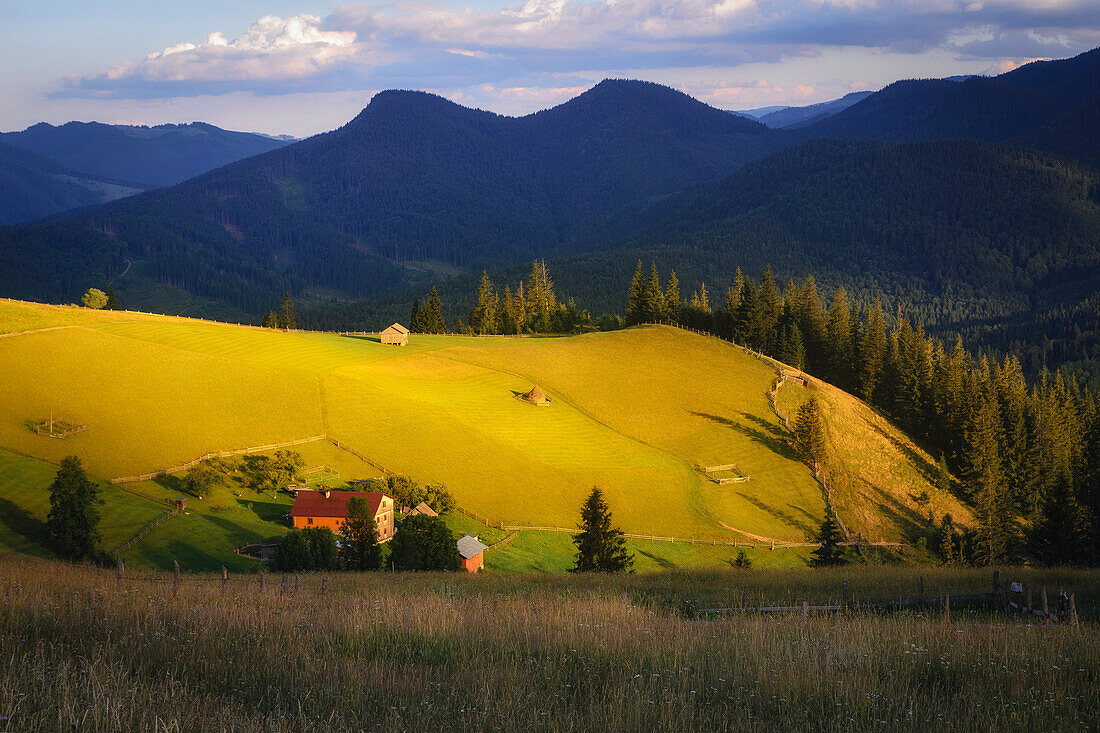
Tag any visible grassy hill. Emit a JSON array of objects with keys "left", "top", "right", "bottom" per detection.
[{"left": 0, "top": 299, "right": 971, "bottom": 570}]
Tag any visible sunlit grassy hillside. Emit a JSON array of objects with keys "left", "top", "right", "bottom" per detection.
[{"left": 0, "top": 298, "right": 970, "bottom": 568}]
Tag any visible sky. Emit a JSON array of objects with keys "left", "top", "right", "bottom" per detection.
[{"left": 2, "top": 0, "right": 1098, "bottom": 137}]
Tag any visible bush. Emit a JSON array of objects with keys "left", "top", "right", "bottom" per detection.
[
  {"left": 275, "top": 530, "right": 315, "bottom": 572},
  {"left": 389, "top": 515, "right": 459, "bottom": 571}
]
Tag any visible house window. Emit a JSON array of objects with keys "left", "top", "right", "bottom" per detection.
[{"left": 307, "top": 517, "right": 313, "bottom": 525}]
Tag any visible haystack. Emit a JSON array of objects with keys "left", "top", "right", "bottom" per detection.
[{"left": 521, "top": 385, "right": 551, "bottom": 406}]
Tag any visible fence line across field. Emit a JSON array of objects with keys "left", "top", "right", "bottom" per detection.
[{"left": 109, "top": 434, "right": 329, "bottom": 484}]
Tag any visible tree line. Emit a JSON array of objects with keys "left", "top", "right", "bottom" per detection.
[{"left": 627, "top": 261, "right": 1100, "bottom": 567}]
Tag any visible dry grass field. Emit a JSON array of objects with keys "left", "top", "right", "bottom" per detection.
[{"left": 0, "top": 557, "right": 1096, "bottom": 731}]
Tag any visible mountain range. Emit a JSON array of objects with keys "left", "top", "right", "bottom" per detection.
[
  {"left": 1, "top": 47, "right": 1099, "bottom": 378},
  {"left": 0, "top": 122, "right": 293, "bottom": 224}
]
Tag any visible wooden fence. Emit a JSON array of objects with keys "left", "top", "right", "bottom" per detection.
[
  {"left": 700, "top": 571, "right": 1079, "bottom": 624},
  {"left": 110, "top": 434, "right": 328, "bottom": 484},
  {"left": 111, "top": 508, "right": 179, "bottom": 556}
]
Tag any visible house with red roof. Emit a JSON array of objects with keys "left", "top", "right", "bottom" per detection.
[{"left": 289, "top": 489, "right": 395, "bottom": 541}]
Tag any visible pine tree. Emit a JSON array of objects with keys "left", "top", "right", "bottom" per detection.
[
  {"left": 342, "top": 496, "right": 383, "bottom": 571},
  {"left": 423, "top": 287, "right": 446, "bottom": 334},
  {"left": 964, "top": 384, "right": 1012, "bottom": 565},
  {"left": 758, "top": 266, "right": 781, "bottom": 354},
  {"left": 1030, "top": 463, "right": 1092, "bottom": 566},
  {"left": 777, "top": 322, "right": 806, "bottom": 370},
  {"left": 512, "top": 282, "right": 528, "bottom": 333},
  {"left": 278, "top": 293, "right": 297, "bottom": 330},
  {"left": 644, "top": 263, "right": 666, "bottom": 322},
  {"left": 410, "top": 297, "right": 423, "bottom": 333},
  {"left": 794, "top": 397, "right": 828, "bottom": 469},
  {"left": 626, "top": 261, "right": 646, "bottom": 325},
  {"left": 524, "top": 260, "right": 556, "bottom": 332},
  {"left": 810, "top": 515, "right": 846, "bottom": 567},
  {"left": 791, "top": 275, "right": 827, "bottom": 371},
  {"left": 469, "top": 271, "right": 500, "bottom": 335},
  {"left": 938, "top": 514, "right": 957, "bottom": 565},
  {"left": 47, "top": 456, "right": 101, "bottom": 560},
  {"left": 734, "top": 280, "right": 757, "bottom": 346},
  {"left": 500, "top": 285, "right": 518, "bottom": 334},
  {"left": 857, "top": 300, "right": 886, "bottom": 402},
  {"left": 665, "top": 271, "right": 681, "bottom": 322},
  {"left": 261, "top": 311, "right": 279, "bottom": 329},
  {"left": 689, "top": 282, "right": 710, "bottom": 313},
  {"left": 104, "top": 286, "right": 121, "bottom": 310},
  {"left": 571, "top": 487, "right": 634, "bottom": 573}
]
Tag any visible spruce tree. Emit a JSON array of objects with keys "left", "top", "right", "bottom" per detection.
[
  {"left": 964, "top": 386, "right": 1011, "bottom": 565},
  {"left": 104, "top": 286, "right": 121, "bottom": 310},
  {"left": 500, "top": 285, "right": 518, "bottom": 334},
  {"left": 626, "top": 261, "right": 645, "bottom": 325},
  {"left": 644, "top": 263, "right": 666, "bottom": 322},
  {"left": 758, "top": 266, "right": 781, "bottom": 354},
  {"left": 826, "top": 288, "right": 852, "bottom": 385},
  {"left": 261, "top": 310, "right": 279, "bottom": 329},
  {"left": 572, "top": 487, "right": 634, "bottom": 573},
  {"left": 778, "top": 322, "right": 806, "bottom": 370},
  {"left": 410, "top": 298, "right": 423, "bottom": 332},
  {"left": 47, "top": 456, "right": 101, "bottom": 560},
  {"left": 278, "top": 293, "right": 297, "bottom": 330},
  {"left": 665, "top": 271, "right": 681, "bottom": 322},
  {"left": 423, "top": 287, "right": 446, "bottom": 334},
  {"left": 469, "top": 271, "right": 500, "bottom": 335},
  {"left": 794, "top": 397, "right": 828, "bottom": 469},
  {"left": 810, "top": 515, "right": 845, "bottom": 567},
  {"left": 857, "top": 300, "right": 886, "bottom": 402},
  {"left": 734, "top": 280, "right": 757, "bottom": 347}
]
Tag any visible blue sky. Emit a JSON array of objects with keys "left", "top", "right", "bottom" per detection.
[{"left": 2, "top": 0, "right": 1098, "bottom": 137}]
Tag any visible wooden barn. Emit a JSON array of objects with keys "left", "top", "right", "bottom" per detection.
[
  {"left": 381, "top": 323, "right": 409, "bottom": 346},
  {"left": 289, "top": 489, "right": 395, "bottom": 541},
  {"left": 406, "top": 501, "right": 438, "bottom": 517},
  {"left": 457, "top": 534, "right": 488, "bottom": 573}
]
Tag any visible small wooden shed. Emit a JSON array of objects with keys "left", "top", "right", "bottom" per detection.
[
  {"left": 381, "top": 323, "right": 409, "bottom": 346},
  {"left": 457, "top": 534, "right": 488, "bottom": 573},
  {"left": 407, "top": 501, "right": 438, "bottom": 517}
]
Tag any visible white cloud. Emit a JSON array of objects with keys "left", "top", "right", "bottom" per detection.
[{"left": 53, "top": 0, "right": 1100, "bottom": 110}]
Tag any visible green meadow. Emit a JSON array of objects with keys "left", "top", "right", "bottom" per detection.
[{"left": 0, "top": 298, "right": 971, "bottom": 570}]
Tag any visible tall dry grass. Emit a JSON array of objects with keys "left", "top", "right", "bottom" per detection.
[{"left": 0, "top": 557, "right": 1096, "bottom": 731}]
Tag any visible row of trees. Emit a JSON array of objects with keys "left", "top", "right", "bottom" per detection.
[
  {"left": 261, "top": 294, "right": 298, "bottom": 330},
  {"left": 629, "top": 263, "right": 1100, "bottom": 566},
  {"left": 464, "top": 261, "right": 590, "bottom": 335}
]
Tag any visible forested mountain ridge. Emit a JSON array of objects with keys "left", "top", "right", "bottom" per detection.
[
  {"left": 0, "top": 80, "right": 790, "bottom": 313},
  {"left": 799, "top": 47, "right": 1100, "bottom": 163},
  {"left": 304, "top": 138, "right": 1100, "bottom": 386},
  {"left": 0, "top": 121, "right": 294, "bottom": 189},
  {"left": 0, "top": 141, "right": 145, "bottom": 226}
]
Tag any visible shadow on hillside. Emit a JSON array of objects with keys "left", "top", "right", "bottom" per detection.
[
  {"left": 634, "top": 548, "right": 676, "bottom": 569},
  {"left": 204, "top": 513, "right": 271, "bottom": 546},
  {"left": 742, "top": 494, "right": 816, "bottom": 539},
  {"left": 235, "top": 498, "right": 290, "bottom": 524},
  {"left": 147, "top": 537, "right": 236, "bottom": 574},
  {"left": 690, "top": 411, "right": 796, "bottom": 459},
  {"left": 152, "top": 474, "right": 184, "bottom": 494},
  {"left": 340, "top": 334, "right": 381, "bottom": 344},
  {"left": 866, "top": 483, "right": 930, "bottom": 544},
  {"left": 0, "top": 498, "right": 50, "bottom": 550}
]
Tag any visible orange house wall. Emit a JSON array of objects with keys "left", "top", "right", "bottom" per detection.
[
  {"left": 461, "top": 552, "right": 484, "bottom": 573},
  {"left": 292, "top": 509, "right": 394, "bottom": 541}
]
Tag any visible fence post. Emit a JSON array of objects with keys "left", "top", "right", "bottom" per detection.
[
  {"left": 1042, "top": 586, "right": 1049, "bottom": 623},
  {"left": 919, "top": 576, "right": 924, "bottom": 611},
  {"left": 802, "top": 601, "right": 808, "bottom": 619},
  {"left": 1069, "top": 594, "right": 1078, "bottom": 627},
  {"left": 843, "top": 580, "right": 849, "bottom": 613},
  {"left": 944, "top": 593, "right": 950, "bottom": 623},
  {"left": 173, "top": 560, "right": 180, "bottom": 594},
  {"left": 222, "top": 566, "right": 228, "bottom": 591},
  {"left": 1026, "top": 582, "right": 1032, "bottom": 616},
  {"left": 1003, "top": 579, "right": 1010, "bottom": 615},
  {"left": 321, "top": 576, "right": 327, "bottom": 596},
  {"left": 294, "top": 575, "right": 301, "bottom": 594},
  {"left": 281, "top": 573, "right": 288, "bottom": 596},
  {"left": 116, "top": 557, "right": 124, "bottom": 582},
  {"left": 259, "top": 570, "right": 265, "bottom": 593}
]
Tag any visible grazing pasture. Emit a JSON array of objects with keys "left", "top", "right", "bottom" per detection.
[
  {"left": 0, "top": 557, "right": 1096, "bottom": 731},
  {"left": 0, "top": 299, "right": 971, "bottom": 569}
]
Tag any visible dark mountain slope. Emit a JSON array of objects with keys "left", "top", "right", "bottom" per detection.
[
  {"left": 0, "top": 81, "right": 788, "bottom": 313},
  {"left": 0, "top": 142, "right": 144, "bottom": 226},
  {"left": 306, "top": 140, "right": 1100, "bottom": 359},
  {"left": 799, "top": 47, "right": 1100, "bottom": 164},
  {"left": 0, "top": 121, "right": 293, "bottom": 188}
]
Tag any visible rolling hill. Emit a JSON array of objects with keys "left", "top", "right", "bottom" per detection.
[{"left": 0, "top": 299, "right": 969, "bottom": 571}]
